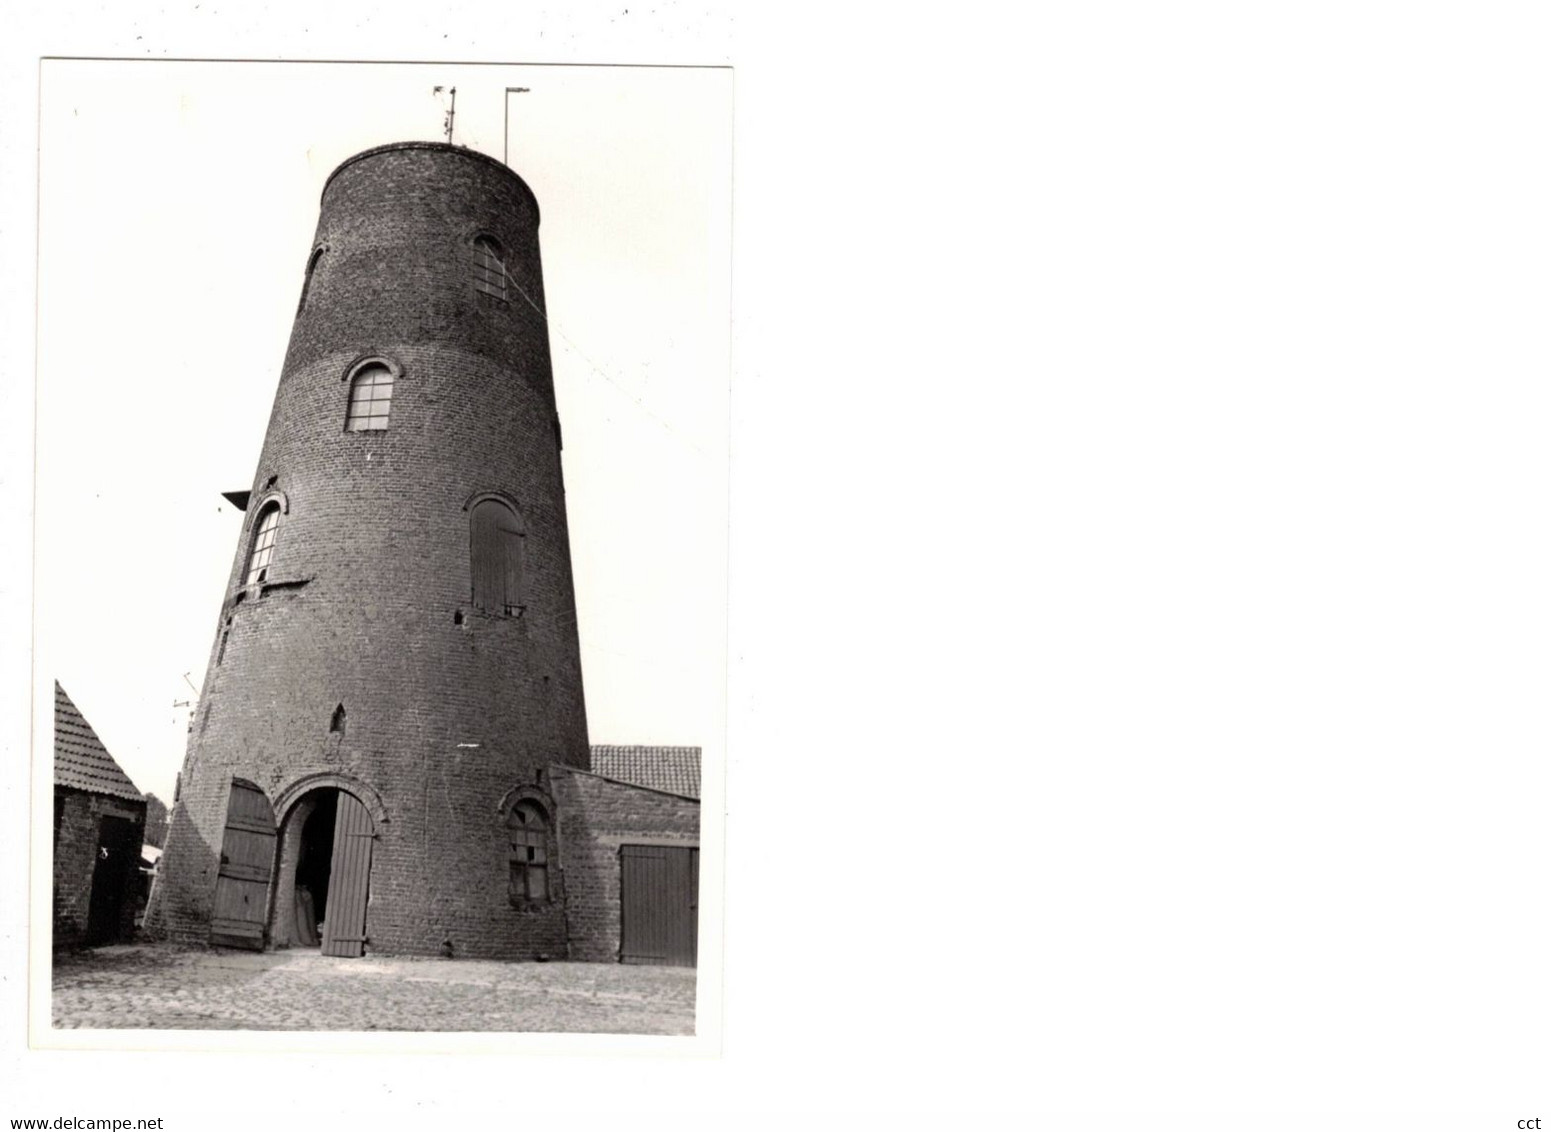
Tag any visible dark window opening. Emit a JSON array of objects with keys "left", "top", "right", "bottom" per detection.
[
  {"left": 297, "top": 247, "right": 324, "bottom": 315},
  {"left": 329, "top": 704, "right": 346, "bottom": 734}
]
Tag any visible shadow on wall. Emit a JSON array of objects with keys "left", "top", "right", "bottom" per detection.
[{"left": 140, "top": 800, "right": 218, "bottom": 945}]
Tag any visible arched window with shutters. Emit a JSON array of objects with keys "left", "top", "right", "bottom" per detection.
[
  {"left": 506, "top": 800, "right": 550, "bottom": 903},
  {"left": 469, "top": 496, "right": 524, "bottom": 616},
  {"left": 244, "top": 503, "right": 282, "bottom": 585}
]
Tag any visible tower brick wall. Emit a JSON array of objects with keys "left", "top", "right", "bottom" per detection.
[{"left": 149, "top": 143, "right": 589, "bottom": 959}]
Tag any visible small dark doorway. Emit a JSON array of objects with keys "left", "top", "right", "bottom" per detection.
[
  {"left": 85, "top": 815, "right": 141, "bottom": 945},
  {"left": 295, "top": 790, "right": 338, "bottom": 934}
]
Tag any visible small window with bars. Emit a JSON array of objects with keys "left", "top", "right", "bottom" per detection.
[
  {"left": 245, "top": 504, "right": 281, "bottom": 585},
  {"left": 473, "top": 236, "right": 508, "bottom": 302},
  {"left": 507, "top": 800, "right": 550, "bottom": 902},
  {"left": 345, "top": 363, "right": 394, "bottom": 432}
]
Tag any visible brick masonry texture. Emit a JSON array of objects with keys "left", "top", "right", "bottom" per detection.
[
  {"left": 552, "top": 769, "right": 701, "bottom": 963},
  {"left": 54, "top": 788, "right": 146, "bottom": 949},
  {"left": 148, "top": 144, "right": 591, "bottom": 960}
]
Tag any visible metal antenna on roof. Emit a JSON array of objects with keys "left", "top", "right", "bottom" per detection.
[{"left": 433, "top": 85, "right": 458, "bottom": 144}]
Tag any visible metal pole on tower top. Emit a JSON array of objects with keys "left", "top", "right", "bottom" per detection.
[{"left": 503, "top": 87, "right": 531, "bottom": 165}]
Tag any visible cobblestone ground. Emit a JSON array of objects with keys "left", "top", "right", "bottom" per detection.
[{"left": 53, "top": 945, "right": 696, "bottom": 1034}]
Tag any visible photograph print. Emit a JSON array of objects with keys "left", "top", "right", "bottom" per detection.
[{"left": 35, "top": 59, "right": 730, "bottom": 1037}]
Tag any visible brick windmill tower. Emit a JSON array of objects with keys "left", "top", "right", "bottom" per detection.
[{"left": 150, "top": 141, "right": 592, "bottom": 960}]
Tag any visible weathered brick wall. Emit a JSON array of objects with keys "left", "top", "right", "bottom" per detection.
[
  {"left": 552, "top": 768, "right": 701, "bottom": 963},
  {"left": 53, "top": 788, "right": 146, "bottom": 949},
  {"left": 149, "top": 143, "right": 589, "bottom": 959}
]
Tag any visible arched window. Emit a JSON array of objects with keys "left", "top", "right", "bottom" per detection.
[
  {"left": 506, "top": 801, "right": 549, "bottom": 902},
  {"left": 345, "top": 363, "right": 394, "bottom": 431},
  {"left": 472, "top": 236, "right": 508, "bottom": 302},
  {"left": 297, "top": 246, "right": 324, "bottom": 315},
  {"left": 244, "top": 503, "right": 281, "bottom": 585},
  {"left": 470, "top": 497, "right": 523, "bottom": 615}
]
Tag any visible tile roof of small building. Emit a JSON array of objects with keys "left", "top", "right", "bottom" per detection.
[
  {"left": 590, "top": 745, "right": 701, "bottom": 799},
  {"left": 54, "top": 682, "right": 144, "bottom": 802}
]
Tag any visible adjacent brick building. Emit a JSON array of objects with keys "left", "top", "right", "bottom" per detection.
[
  {"left": 53, "top": 683, "right": 147, "bottom": 950},
  {"left": 554, "top": 751, "right": 700, "bottom": 965},
  {"left": 147, "top": 141, "right": 699, "bottom": 966}
]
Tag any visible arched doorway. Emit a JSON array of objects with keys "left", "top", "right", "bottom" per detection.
[{"left": 270, "top": 787, "right": 375, "bottom": 958}]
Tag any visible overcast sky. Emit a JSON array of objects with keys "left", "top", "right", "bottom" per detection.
[{"left": 35, "top": 60, "right": 731, "bottom": 802}]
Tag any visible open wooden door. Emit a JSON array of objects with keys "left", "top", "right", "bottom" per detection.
[
  {"left": 211, "top": 779, "right": 276, "bottom": 950},
  {"left": 321, "top": 791, "right": 373, "bottom": 958}
]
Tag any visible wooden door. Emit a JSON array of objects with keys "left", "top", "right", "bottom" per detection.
[
  {"left": 321, "top": 791, "right": 373, "bottom": 958},
  {"left": 211, "top": 779, "right": 276, "bottom": 950},
  {"left": 620, "top": 844, "right": 699, "bottom": 967}
]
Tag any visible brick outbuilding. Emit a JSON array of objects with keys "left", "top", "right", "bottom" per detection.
[
  {"left": 556, "top": 747, "right": 701, "bottom": 966},
  {"left": 53, "top": 683, "right": 147, "bottom": 950}
]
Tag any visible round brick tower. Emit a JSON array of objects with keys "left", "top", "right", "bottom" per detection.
[{"left": 151, "top": 142, "right": 590, "bottom": 960}]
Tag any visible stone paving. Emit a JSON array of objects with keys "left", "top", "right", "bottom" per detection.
[{"left": 52, "top": 944, "right": 697, "bottom": 1033}]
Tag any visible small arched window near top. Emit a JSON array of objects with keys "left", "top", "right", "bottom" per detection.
[
  {"left": 470, "top": 497, "right": 524, "bottom": 616},
  {"left": 244, "top": 503, "right": 281, "bottom": 585},
  {"left": 506, "top": 800, "right": 549, "bottom": 902},
  {"left": 345, "top": 363, "right": 394, "bottom": 431},
  {"left": 472, "top": 236, "right": 508, "bottom": 302},
  {"left": 297, "top": 246, "right": 324, "bottom": 315}
]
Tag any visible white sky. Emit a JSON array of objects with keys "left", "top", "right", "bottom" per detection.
[{"left": 35, "top": 61, "right": 731, "bottom": 803}]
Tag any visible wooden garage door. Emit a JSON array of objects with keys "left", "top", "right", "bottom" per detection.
[
  {"left": 620, "top": 844, "right": 698, "bottom": 967},
  {"left": 321, "top": 791, "right": 374, "bottom": 958},
  {"left": 211, "top": 779, "right": 276, "bottom": 950}
]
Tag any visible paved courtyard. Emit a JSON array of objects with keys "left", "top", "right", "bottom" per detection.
[{"left": 52, "top": 944, "right": 697, "bottom": 1033}]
